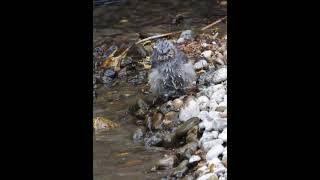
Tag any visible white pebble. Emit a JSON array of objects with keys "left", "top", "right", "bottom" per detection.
[
  {"left": 208, "top": 111, "right": 220, "bottom": 120},
  {"left": 177, "top": 37, "right": 185, "bottom": 44},
  {"left": 202, "top": 139, "right": 224, "bottom": 152},
  {"left": 218, "top": 128, "right": 227, "bottom": 142},
  {"left": 207, "top": 157, "right": 221, "bottom": 166},
  {"left": 209, "top": 98, "right": 218, "bottom": 111},
  {"left": 197, "top": 173, "right": 218, "bottom": 180},
  {"left": 197, "top": 96, "right": 210, "bottom": 111},
  {"left": 206, "top": 144, "right": 224, "bottom": 161},
  {"left": 212, "top": 67, "right": 227, "bottom": 84},
  {"left": 203, "top": 120, "right": 214, "bottom": 132},
  {"left": 199, "top": 131, "right": 219, "bottom": 147},
  {"left": 201, "top": 43, "right": 209, "bottom": 47},
  {"left": 189, "top": 155, "right": 201, "bottom": 163},
  {"left": 201, "top": 50, "right": 213, "bottom": 59},
  {"left": 215, "top": 101, "right": 227, "bottom": 112},
  {"left": 199, "top": 122, "right": 205, "bottom": 129},
  {"left": 212, "top": 118, "right": 227, "bottom": 131},
  {"left": 198, "top": 111, "right": 211, "bottom": 122},
  {"left": 194, "top": 60, "right": 208, "bottom": 70},
  {"left": 179, "top": 99, "right": 200, "bottom": 121},
  {"left": 210, "top": 88, "right": 226, "bottom": 104}
]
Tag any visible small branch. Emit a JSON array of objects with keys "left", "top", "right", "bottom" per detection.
[
  {"left": 201, "top": 16, "right": 227, "bottom": 31},
  {"left": 135, "top": 31, "right": 183, "bottom": 44},
  {"left": 135, "top": 16, "right": 227, "bottom": 45}
]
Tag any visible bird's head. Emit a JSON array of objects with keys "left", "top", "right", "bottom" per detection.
[{"left": 153, "top": 39, "right": 176, "bottom": 62}]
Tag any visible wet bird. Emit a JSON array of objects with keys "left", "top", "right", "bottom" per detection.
[{"left": 148, "top": 39, "right": 196, "bottom": 101}]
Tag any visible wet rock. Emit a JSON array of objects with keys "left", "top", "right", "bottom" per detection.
[
  {"left": 218, "top": 128, "right": 227, "bottom": 142},
  {"left": 172, "top": 160, "right": 189, "bottom": 178},
  {"left": 212, "top": 67, "right": 227, "bottom": 84},
  {"left": 197, "top": 70, "right": 215, "bottom": 86},
  {"left": 186, "top": 132, "right": 198, "bottom": 144},
  {"left": 179, "top": 98, "right": 200, "bottom": 122},
  {"left": 176, "top": 141, "right": 198, "bottom": 159},
  {"left": 162, "top": 133, "right": 176, "bottom": 148},
  {"left": 128, "top": 75, "right": 139, "bottom": 85},
  {"left": 138, "top": 70, "right": 148, "bottom": 82},
  {"left": 135, "top": 44, "right": 147, "bottom": 58},
  {"left": 189, "top": 155, "right": 201, "bottom": 164},
  {"left": 186, "top": 125, "right": 199, "bottom": 143},
  {"left": 135, "top": 98, "right": 149, "bottom": 118},
  {"left": 93, "top": 117, "right": 119, "bottom": 131},
  {"left": 137, "top": 99, "right": 149, "bottom": 110},
  {"left": 102, "top": 76, "right": 113, "bottom": 87},
  {"left": 172, "top": 98, "right": 184, "bottom": 110},
  {"left": 163, "top": 111, "right": 179, "bottom": 130},
  {"left": 118, "top": 67, "right": 127, "bottom": 79},
  {"left": 197, "top": 96, "right": 210, "bottom": 111},
  {"left": 160, "top": 101, "right": 175, "bottom": 114},
  {"left": 133, "top": 127, "right": 146, "bottom": 142},
  {"left": 201, "top": 139, "right": 224, "bottom": 152},
  {"left": 156, "top": 154, "right": 178, "bottom": 170},
  {"left": 104, "top": 69, "right": 116, "bottom": 78},
  {"left": 144, "top": 114, "right": 153, "bottom": 131},
  {"left": 206, "top": 144, "right": 224, "bottom": 161},
  {"left": 145, "top": 132, "right": 163, "bottom": 147},
  {"left": 197, "top": 173, "right": 218, "bottom": 180},
  {"left": 201, "top": 50, "right": 213, "bottom": 59},
  {"left": 102, "top": 45, "right": 118, "bottom": 58},
  {"left": 120, "top": 57, "right": 133, "bottom": 67},
  {"left": 175, "top": 117, "right": 200, "bottom": 138},
  {"left": 152, "top": 113, "right": 163, "bottom": 130},
  {"left": 194, "top": 60, "right": 208, "bottom": 70},
  {"left": 164, "top": 111, "right": 179, "bottom": 122}
]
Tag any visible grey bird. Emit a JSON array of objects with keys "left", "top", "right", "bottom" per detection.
[{"left": 148, "top": 39, "right": 196, "bottom": 101}]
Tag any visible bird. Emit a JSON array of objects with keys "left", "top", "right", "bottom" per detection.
[{"left": 148, "top": 39, "right": 196, "bottom": 101}]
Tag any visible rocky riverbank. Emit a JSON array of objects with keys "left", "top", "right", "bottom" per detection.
[{"left": 132, "top": 31, "right": 227, "bottom": 179}]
